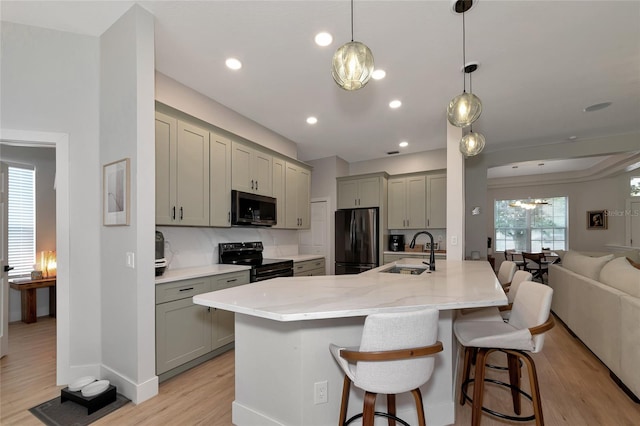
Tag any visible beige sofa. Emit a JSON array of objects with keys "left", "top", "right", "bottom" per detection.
[{"left": 548, "top": 250, "right": 640, "bottom": 402}]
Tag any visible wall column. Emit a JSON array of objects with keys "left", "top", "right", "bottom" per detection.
[{"left": 446, "top": 122, "right": 464, "bottom": 260}]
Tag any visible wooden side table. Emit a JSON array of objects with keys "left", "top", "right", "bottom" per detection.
[{"left": 9, "top": 277, "right": 56, "bottom": 324}]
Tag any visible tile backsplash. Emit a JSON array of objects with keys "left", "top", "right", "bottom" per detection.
[{"left": 157, "top": 226, "right": 300, "bottom": 270}]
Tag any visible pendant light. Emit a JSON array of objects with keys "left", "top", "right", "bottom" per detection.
[
  {"left": 459, "top": 63, "right": 486, "bottom": 157},
  {"left": 332, "top": 0, "right": 374, "bottom": 91},
  {"left": 447, "top": 0, "right": 482, "bottom": 127}
]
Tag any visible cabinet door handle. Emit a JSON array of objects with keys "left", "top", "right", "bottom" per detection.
[
  {"left": 407, "top": 219, "right": 409, "bottom": 227},
  {"left": 226, "top": 278, "right": 237, "bottom": 283},
  {"left": 251, "top": 179, "right": 254, "bottom": 190},
  {"left": 255, "top": 181, "right": 259, "bottom": 191},
  {"left": 180, "top": 207, "right": 184, "bottom": 220},
  {"left": 208, "top": 307, "right": 216, "bottom": 312},
  {"left": 172, "top": 206, "right": 176, "bottom": 220},
  {"left": 179, "top": 287, "right": 194, "bottom": 292},
  {"left": 228, "top": 211, "right": 231, "bottom": 223}
]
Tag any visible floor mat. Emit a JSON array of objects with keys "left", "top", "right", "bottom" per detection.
[{"left": 29, "top": 393, "right": 130, "bottom": 426}]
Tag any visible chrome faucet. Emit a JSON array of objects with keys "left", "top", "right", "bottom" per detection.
[{"left": 409, "top": 231, "right": 436, "bottom": 271}]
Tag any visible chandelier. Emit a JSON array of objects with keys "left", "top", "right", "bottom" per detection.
[{"left": 509, "top": 199, "right": 550, "bottom": 210}]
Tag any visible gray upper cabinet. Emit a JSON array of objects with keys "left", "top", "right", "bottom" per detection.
[
  {"left": 271, "top": 157, "right": 286, "bottom": 229},
  {"left": 231, "top": 141, "right": 273, "bottom": 196},
  {"left": 387, "top": 175, "right": 426, "bottom": 229},
  {"left": 155, "top": 112, "right": 210, "bottom": 226},
  {"left": 284, "top": 162, "right": 311, "bottom": 229},
  {"left": 209, "top": 132, "right": 232, "bottom": 227},
  {"left": 337, "top": 175, "right": 385, "bottom": 209}
]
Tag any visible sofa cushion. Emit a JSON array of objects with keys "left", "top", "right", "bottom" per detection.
[
  {"left": 562, "top": 251, "right": 613, "bottom": 281},
  {"left": 599, "top": 257, "right": 640, "bottom": 297}
]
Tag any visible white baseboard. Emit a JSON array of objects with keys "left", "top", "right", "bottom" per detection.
[{"left": 101, "top": 364, "right": 158, "bottom": 404}]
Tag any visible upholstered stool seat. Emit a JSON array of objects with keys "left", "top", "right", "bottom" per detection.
[
  {"left": 330, "top": 308, "right": 443, "bottom": 426},
  {"left": 454, "top": 281, "right": 554, "bottom": 425}
]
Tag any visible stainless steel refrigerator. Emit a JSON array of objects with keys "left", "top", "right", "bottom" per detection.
[{"left": 335, "top": 208, "right": 379, "bottom": 275}]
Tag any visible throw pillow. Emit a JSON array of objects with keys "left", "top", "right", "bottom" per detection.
[
  {"left": 562, "top": 250, "right": 614, "bottom": 281},
  {"left": 599, "top": 257, "right": 640, "bottom": 298}
]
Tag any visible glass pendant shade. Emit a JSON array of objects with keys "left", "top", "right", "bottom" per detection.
[
  {"left": 332, "top": 41, "right": 375, "bottom": 91},
  {"left": 459, "top": 131, "right": 485, "bottom": 157},
  {"left": 447, "top": 91, "right": 482, "bottom": 127}
]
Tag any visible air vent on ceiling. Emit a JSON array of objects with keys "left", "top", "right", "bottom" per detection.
[{"left": 387, "top": 150, "right": 400, "bottom": 155}]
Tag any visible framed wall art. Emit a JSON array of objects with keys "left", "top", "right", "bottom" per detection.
[
  {"left": 103, "top": 158, "right": 130, "bottom": 226},
  {"left": 587, "top": 210, "right": 607, "bottom": 230}
]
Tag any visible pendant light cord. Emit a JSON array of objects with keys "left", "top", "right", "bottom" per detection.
[
  {"left": 462, "top": 9, "right": 467, "bottom": 93},
  {"left": 351, "top": 0, "right": 354, "bottom": 42}
]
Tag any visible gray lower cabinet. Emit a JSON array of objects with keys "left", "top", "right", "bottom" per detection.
[
  {"left": 155, "top": 271, "right": 249, "bottom": 377},
  {"left": 293, "top": 258, "right": 326, "bottom": 277}
]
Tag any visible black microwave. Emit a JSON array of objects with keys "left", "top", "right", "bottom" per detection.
[{"left": 231, "top": 190, "right": 277, "bottom": 226}]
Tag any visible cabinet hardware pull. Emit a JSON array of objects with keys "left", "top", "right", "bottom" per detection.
[
  {"left": 172, "top": 206, "right": 176, "bottom": 220},
  {"left": 180, "top": 207, "right": 184, "bottom": 220},
  {"left": 228, "top": 211, "right": 231, "bottom": 223},
  {"left": 226, "top": 278, "right": 237, "bottom": 283},
  {"left": 255, "top": 181, "right": 259, "bottom": 190},
  {"left": 251, "top": 179, "right": 254, "bottom": 190},
  {"left": 179, "top": 287, "right": 194, "bottom": 292}
]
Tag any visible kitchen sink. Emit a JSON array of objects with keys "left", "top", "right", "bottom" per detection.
[{"left": 380, "top": 264, "right": 430, "bottom": 275}]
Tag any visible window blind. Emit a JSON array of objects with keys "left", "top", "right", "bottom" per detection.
[{"left": 8, "top": 166, "right": 35, "bottom": 277}]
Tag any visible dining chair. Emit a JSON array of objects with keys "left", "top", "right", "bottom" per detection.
[
  {"left": 329, "top": 308, "right": 443, "bottom": 426},
  {"left": 521, "top": 252, "right": 549, "bottom": 283},
  {"left": 504, "top": 250, "right": 525, "bottom": 270}
]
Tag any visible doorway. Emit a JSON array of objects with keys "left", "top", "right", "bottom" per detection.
[{"left": 0, "top": 128, "right": 69, "bottom": 383}]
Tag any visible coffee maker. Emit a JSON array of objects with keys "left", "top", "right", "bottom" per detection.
[{"left": 388, "top": 235, "right": 405, "bottom": 252}]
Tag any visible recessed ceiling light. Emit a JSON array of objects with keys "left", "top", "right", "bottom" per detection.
[
  {"left": 372, "top": 69, "right": 386, "bottom": 80},
  {"left": 389, "top": 100, "right": 402, "bottom": 109},
  {"left": 306, "top": 116, "right": 318, "bottom": 125},
  {"left": 584, "top": 102, "right": 612, "bottom": 112},
  {"left": 314, "top": 32, "right": 333, "bottom": 46},
  {"left": 568, "top": 135, "right": 577, "bottom": 140},
  {"left": 399, "top": 141, "right": 409, "bottom": 148},
  {"left": 225, "top": 58, "right": 242, "bottom": 70}
]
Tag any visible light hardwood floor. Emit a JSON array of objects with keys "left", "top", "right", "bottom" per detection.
[{"left": 2, "top": 315, "right": 639, "bottom": 425}]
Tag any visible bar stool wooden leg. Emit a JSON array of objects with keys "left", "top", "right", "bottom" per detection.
[
  {"left": 362, "top": 392, "right": 377, "bottom": 426},
  {"left": 521, "top": 351, "right": 544, "bottom": 426},
  {"left": 386, "top": 394, "right": 396, "bottom": 426},
  {"left": 339, "top": 376, "right": 351, "bottom": 426},
  {"left": 508, "top": 352, "right": 522, "bottom": 414},
  {"left": 411, "top": 388, "right": 426, "bottom": 426},
  {"left": 472, "top": 348, "right": 489, "bottom": 426},
  {"left": 460, "top": 346, "right": 473, "bottom": 405}
]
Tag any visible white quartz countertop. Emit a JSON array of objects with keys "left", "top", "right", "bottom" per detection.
[
  {"left": 277, "top": 254, "right": 325, "bottom": 262},
  {"left": 155, "top": 264, "right": 251, "bottom": 284},
  {"left": 193, "top": 258, "right": 506, "bottom": 322}
]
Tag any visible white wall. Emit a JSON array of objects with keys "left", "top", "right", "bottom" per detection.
[
  {"left": 99, "top": 5, "right": 157, "bottom": 403},
  {"left": 487, "top": 169, "right": 638, "bottom": 253},
  {"left": 349, "top": 149, "right": 446, "bottom": 176},
  {"left": 157, "top": 227, "right": 300, "bottom": 270},
  {"left": 1, "top": 21, "right": 101, "bottom": 382},
  {"left": 466, "top": 133, "right": 640, "bottom": 258},
  {"left": 1, "top": 145, "right": 56, "bottom": 321},
  {"left": 155, "top": 72, "right": 298, "bottom": 159}
]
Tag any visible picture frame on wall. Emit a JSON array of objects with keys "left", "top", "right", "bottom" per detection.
[
  {"left": 587, "top": 210, "right": 607, "bottom": 230},
  {"left": 103, "top": 158, "right": 130, "bottom": 226}
]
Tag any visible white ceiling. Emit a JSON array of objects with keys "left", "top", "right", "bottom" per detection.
[{"left": 2, "top": 1, "right": 639, "bottom": 166}]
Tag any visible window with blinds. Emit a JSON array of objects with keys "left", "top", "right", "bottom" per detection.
[{"left": 8, "top": 166, "right": 36, "bottom": 277}]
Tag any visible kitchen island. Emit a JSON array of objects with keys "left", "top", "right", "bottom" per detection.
[{"left": 194, "top": 258, "right": 505, "bottom": 426}]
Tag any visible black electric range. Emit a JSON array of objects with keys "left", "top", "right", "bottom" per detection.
[{"left": 219, "top": 242, "right": 293, "bottom": 282}]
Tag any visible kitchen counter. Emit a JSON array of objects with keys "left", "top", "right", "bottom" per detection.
[
  {"left": 383, "top": 250, "right": 447, "bottom": 255},
  {"left": 194, "top": 258, "right": 502, "bottom": 321},
  {"left": 193, "top": 259, "right": 504, "bottom": 426},
  {"left": 275, "top": 254, "right": 324, "bottom": 262},
  {"left": 155, "top": 264, "right": 250, "bottom": 284}
]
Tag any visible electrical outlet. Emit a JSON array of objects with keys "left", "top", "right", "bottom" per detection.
[
  {"left": 126, "top": 252, "right": 135, "bottom": 268},
  {"left": 314, "top": 380, "right": 328, "bottom": 404},
  {"left": 451, "top": 236, "right": 458, "bottom": 246}
]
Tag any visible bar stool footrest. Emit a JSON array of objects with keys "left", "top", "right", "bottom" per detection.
[
  {"left": 461, "top": 377, "right": 535, "bottom": 422},
  {"left": 345, "top": 411, "right": 411, "bottom": 426}
]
